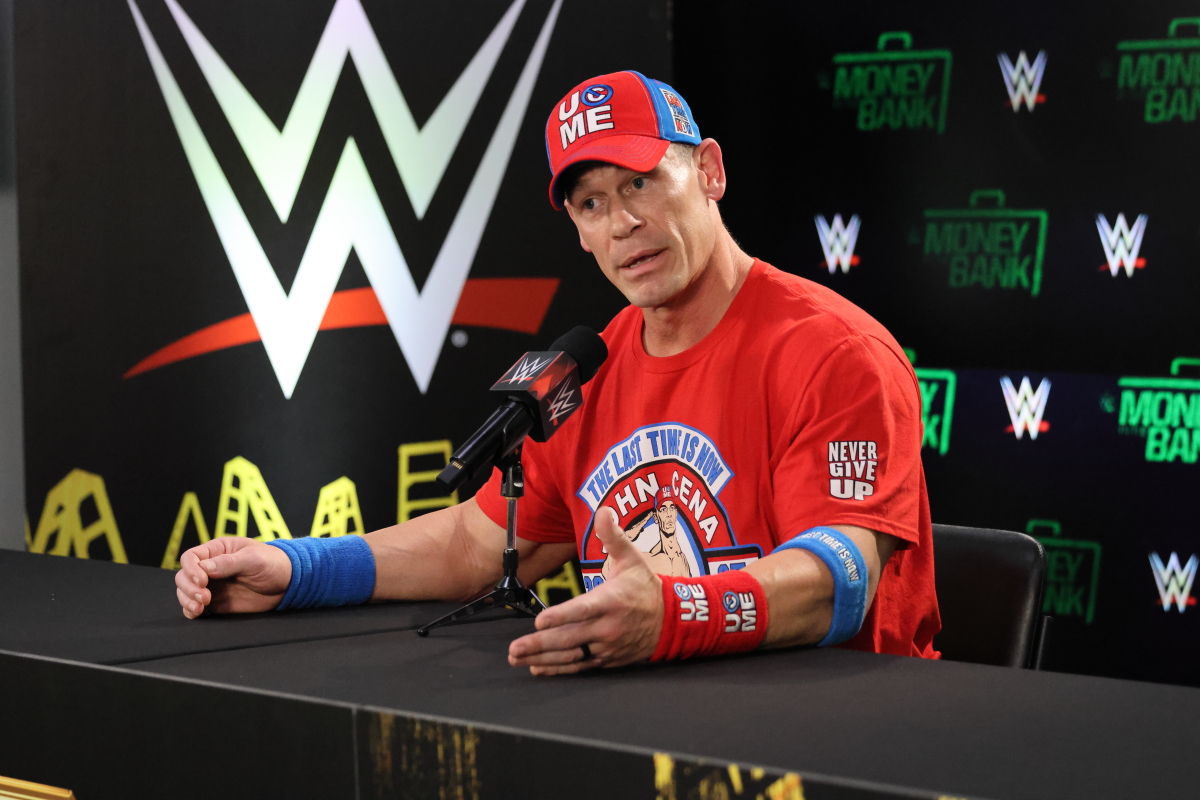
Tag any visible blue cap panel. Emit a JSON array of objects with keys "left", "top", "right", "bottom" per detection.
[{"left": 628, "top": 71, "right": 702, "bottom": 145}]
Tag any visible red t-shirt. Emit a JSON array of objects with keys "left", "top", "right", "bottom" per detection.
[{"left": 477, "top": 260, "right": 940, "bottom": 657}]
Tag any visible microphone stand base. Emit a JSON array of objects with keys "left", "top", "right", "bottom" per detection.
[
  {"left": 415, "top": 573, "right": 547, "bottom": 636},
  {"left": 418, "top": 451, "right": 548, "bottom": 637}
]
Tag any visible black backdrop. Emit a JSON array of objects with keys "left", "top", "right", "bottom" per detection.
[
  {"left": 675, "top": 0, "right": 1200, "bottom": 685},
  {"left": 18, "top": 0, "right": 666, "bottom": 558},
  {"left": 16, "top": 0, "right": 1200, "bottom": 686}
]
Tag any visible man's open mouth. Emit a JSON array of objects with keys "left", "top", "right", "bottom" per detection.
[{"left": 620, "top": 250, "right": 664, "bottom": 269}]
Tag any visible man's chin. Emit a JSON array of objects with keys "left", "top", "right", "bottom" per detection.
[
  {"left": 613, "top": 271, "right": 685, "bottom": 309},
  {"left": 623, "top": 283, "right": 682, "bottom": 310}
]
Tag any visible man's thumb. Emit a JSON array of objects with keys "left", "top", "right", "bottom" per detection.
[
  {"left": 199, "top": 552, "right": 243, "bottom": 580},
  {"left": 595, "top": 508, "right": 639, "bottom": 566}
]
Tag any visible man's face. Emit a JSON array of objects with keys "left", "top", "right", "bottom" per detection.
[
  {"left": 564, "top": 148, "right": 716, "bottom": 309},
  {"left": 654, "top": 500, "right": 678, "bottom": 535}
]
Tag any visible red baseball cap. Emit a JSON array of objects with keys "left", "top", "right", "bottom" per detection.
[
  {"left": 545, "top": 71, "right": 701, "bottom": 209},
  {"left": 653, "top": 485, "right": 676, "bottom": 508}
]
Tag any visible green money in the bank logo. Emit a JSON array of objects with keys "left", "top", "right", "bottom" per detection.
[
  {"left": 915, "top": 368, "right": 955, "bottom": 455},
  {"left": 829, "top": 32, "right": 952, "bottom": 133},
  {"left": 1116, "top": 18, "right": 1200, "bottom": 123},
  {"left": 1027, "top": 520, "right": 1101, "bottom": 624},
  {"left": 1110, "top": 365, "right": 1200, "bottom": 463},
  {"left": 922, "top": 190, "right": 1048, "bottom": 295}
]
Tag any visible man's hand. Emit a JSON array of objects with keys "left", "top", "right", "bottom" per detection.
[
  {"left": 174, "top": 537, "right": 292, "bottom": 618},
  {"left": 509, "top": 508, "right": 664, "bottom": 675}
]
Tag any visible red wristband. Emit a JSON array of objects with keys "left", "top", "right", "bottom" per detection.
[{"left": 652, "top": 571, "right": 769, "bottom": 661}]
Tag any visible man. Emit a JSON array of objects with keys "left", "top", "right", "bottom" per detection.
[{"left": 174, "top": 71, "right": 940, "bottom": 675}]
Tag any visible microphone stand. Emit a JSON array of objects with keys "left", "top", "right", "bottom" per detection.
[{"left": 416, "top": 446, "right": 546, "bottom": 636}]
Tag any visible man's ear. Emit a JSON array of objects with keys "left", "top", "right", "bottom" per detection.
[
  {"left": 693, "top": 139, "right": 727, "bottom": 203},
  {"left": 564, "top": 203, "right": 593, "bottom": 252}
]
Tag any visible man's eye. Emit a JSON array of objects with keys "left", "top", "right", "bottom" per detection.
[
  {"left": 582, "top": 198, "right": 595, "bottom": 210},
  {"left": 632, "top": 177, "right": 645, "bottom": 189}
]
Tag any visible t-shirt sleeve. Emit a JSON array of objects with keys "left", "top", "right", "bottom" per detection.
[
  {"left": 770, "top": 334, "right": 924, "bottom": 547},
  {"left": 473, "top": 438, "right": 577, "bottom": 544}
]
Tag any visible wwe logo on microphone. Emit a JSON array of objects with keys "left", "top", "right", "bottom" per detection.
[
  {"left": 1149, "top": 552, "right": 1198, "bottom": 612},
  {"left": 998, "top": 51, "right": 1047, "bottom": 112},
  {"left": 1096, "top": 213, "right": 1149, "bottom": 277},
  {"left": 546, "top": 381, "right": 578, "bottom": 424},
  {"left": 1000, "top": 376, "right": 1051, "bottom": 439},
  {"left": 814, "top": 214, "right": 861, "bottom": 274},
  {"left": 503, "top": 355, "right": 552, "bottom": 384}
]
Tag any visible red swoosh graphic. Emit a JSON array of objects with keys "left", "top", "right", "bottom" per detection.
[{"left": 125, "top": 277, "right": 559, "bottom": 379}]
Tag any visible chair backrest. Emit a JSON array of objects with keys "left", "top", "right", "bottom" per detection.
[{"left": 932, "top": 524, "right": 1046, "bottom": 668}]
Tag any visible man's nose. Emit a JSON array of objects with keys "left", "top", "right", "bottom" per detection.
[{"left": 609, "top": 200, "right": 643, "bottom": 239}]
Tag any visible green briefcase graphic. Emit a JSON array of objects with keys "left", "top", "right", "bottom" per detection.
[
  {"left": 1108, "top": 358, "right": 1200, "bottom": 464},
  {"left": 921, "top": 190, "right": 1048, "bottom": 296},
  {"left": 1116, "top": 18, "right": 1200, "bottom": 124},
  {"left": 829, "top": 31, "right": 952, "bottom": 133},
  {"left": 914, "top": 368, "right": 956, "bottom": 456},
  {"left": 1027, "top": 520, "right": 1102, "bottom": 625}
]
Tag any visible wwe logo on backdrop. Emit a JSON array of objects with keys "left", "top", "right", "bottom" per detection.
[
  {"left": 814, "top": 214, "right": 861, "bottom": 274},
  {"left": 1096, "top": 213, "right": 1149, "bottom": 278},
  {"left": 1149, "top": 552, "right": 1198, "bottom": 612},
  {"left": 1000, "top": 376, "right": 1051, "bottom": 440},
  {"left": 127, "top": 0, "right": 563, "bottom": 397},
  {"left": 998, "top": 51, "right": 1047, "bottom": 112}
]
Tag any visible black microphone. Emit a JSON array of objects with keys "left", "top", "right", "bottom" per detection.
[{"left": 436, "top": 326, "right": 608, "bottom": 492}]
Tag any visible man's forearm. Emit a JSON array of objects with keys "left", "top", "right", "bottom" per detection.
[
  {"left": 363, "top": 497, "right": 574, "bottom": 603},
  {"left": 745, "top": 524, "right": 894, "bottom": 649}
]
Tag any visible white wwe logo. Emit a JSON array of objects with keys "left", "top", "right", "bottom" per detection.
[
  {"left": 505, "top": 355, "right": 550, "bottom": 384},
  {"left": 1000, "top": 376, "right": 1051, "bottom": 440},
  {"left": 1096, "top": 213, "right": 1149, "bottom": 278},
  {"left": 128, "top": 0, "right": 562, "bottom": 397},
  {"left": 547, "top": 381, "right": 578, "bottom": 422},
  {"left": 814, "top": 214, "right": 861, "bottom": 274},
  {"left": 1149, "top": 552, "right": 1198, "bottom": 613},
  {"left": 998, "top": 50, "right": 1047, "bottom": 112}
]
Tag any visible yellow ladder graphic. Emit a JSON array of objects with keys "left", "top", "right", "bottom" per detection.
[
  {"left": 310, "top": 476, "right": 365, "bottom": 538},
  {"left": 160, "top": 492, "right": 211, "bottom": 569},
  {"left": 398, "top": 441, "right": 458, "bottom": 523},
  {"left": 213, "top": 456, "right": 291, "bottom": 541},
  {"left": 28, "top": 469, "right": 128, "bottom": 562}
]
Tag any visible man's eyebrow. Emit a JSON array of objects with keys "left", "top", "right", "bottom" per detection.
[{"left": 565, "top": 175, "right": 596, "bottom": 205}]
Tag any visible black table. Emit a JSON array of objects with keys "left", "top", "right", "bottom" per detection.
[{"left": 2, "top": 550, "right": 1199, "bottom": 800}]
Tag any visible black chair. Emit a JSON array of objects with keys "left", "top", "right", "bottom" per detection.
[{"left": 932, "top": 524, "right": 1049, "bottom": 668}]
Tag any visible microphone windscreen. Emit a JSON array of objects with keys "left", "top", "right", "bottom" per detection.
[{"left": 550, "top": 326, "right": 608, "bottom": 383}]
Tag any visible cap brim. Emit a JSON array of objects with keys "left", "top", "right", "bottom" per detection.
[{"left": 548, "top": 135, "right": 671, "bottom": 209}]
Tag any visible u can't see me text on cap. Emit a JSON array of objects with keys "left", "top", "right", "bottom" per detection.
[{"left": 545, "top": 70, "right": 701, "bottom": 210}]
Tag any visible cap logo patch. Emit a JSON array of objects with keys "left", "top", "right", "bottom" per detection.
[
  {"left": 659, "top": 88, "right": 694, "bottom": 136},
  {"left": 557, "top": 87, "right": 614, "bottom": 150},
  {"left": 558, "top": 91, "right": 580, "bottom": 121},
  {"left": 582, "top": 83, "right": 613, "bottom": 106}
]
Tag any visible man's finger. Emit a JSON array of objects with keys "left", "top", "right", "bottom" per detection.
[
  {"left": 534, "top": 589, "right": 604, "bottom": 629},
  {"left": 176, "top": 586, "right": 203, "bottom": 619},
  {"left": 529, "top": 660, "right": 594, "bottom": 676},
  {"left": 594, "top": 507, "right": 645, "bottom": 576},
  {"left": 199, "top": 551, "right": 246, "bottom": 580},
  {"left": 178, "top": 551, "right": 208, "bottom": 591},
  {"left": 181, "top": 538, "right": 243, "bottom": 585},
  {"left": 508, "top": 642, "right": 596, "bottom": 668},
  {"left": 509, "top": 620, "right": 594, "bottom": 660}
]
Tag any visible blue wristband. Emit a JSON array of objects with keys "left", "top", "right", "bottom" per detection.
[
  {"left": 266, "top": 535, "right": 377, "bottom": 610},
  {"left": 773, "top": 527, "right": 868, "bottom": 646}
]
